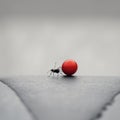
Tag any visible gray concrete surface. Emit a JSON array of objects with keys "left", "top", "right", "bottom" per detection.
[
  {"left": 0, "top": 76, "right": 120, "bottom": 120},
  {"left": 0, "top": 80, "right": 33, "bottom": 120},
  {"left": 97, "top": 94, "right": 120, "bottom": 120}
]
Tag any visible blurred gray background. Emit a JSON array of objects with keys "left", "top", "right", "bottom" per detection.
[{"left": 0, "top": 0, "right": 120, "bottom": 77}]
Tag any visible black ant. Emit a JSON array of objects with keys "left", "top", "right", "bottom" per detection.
[{"left": 48, "top": 63, "right": 63, "bottom": 76}]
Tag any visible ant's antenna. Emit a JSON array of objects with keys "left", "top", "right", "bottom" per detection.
[
  {"left": 47, "top": 62, "right": 56, "bottom": 76},
  {"left": 54, "top": 62, "right": 57, "bottom": 69}
]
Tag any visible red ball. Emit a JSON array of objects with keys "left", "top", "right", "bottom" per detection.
[{"left": 62, "top": 59, "right": 78, "bottom": 76}]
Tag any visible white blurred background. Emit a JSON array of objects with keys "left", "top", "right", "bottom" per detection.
[{"left": 0, "top": 0, "right": 120, "bottom": 77}]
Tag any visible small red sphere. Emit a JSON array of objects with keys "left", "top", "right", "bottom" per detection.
[{"left": 62, "top": 59, "right": 78, "bottom": 76}]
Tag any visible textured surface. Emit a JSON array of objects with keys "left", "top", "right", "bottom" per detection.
[
  {"left": 0, "top": 76, "right": 120, "bottom": 120},
  {"left": 0, "top": 80, "right": 33, "bottom": 120}
]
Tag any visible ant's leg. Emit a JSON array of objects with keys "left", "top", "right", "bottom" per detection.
[
  {"left": 47, "top": 70, "right": 51, "bottom": 76},
  {"left": 58, "top": 66, "right": 63, "bottom": 75},
  {"left": 52, "top": 72, "right": 54, "bottom": 76},
  {"left": 48, "top": 71, "right": 52, "bottom": 77},
  {"left": 60, "top": 72, "right": 64, "bottom": 76},
  {"left": 50, "top": 72, "right": 55, "bottom": 77},
  {"left": 57, "top": 73, "right": 59, "bottom": 77},
  {"left": 54, "top": 62, "right": 57, "bottom": 69}
]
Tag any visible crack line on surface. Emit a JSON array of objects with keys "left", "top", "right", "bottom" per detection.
[
  {"left": 91, "top": 91, "right": 120, "bottom": 120},
  {"left": 0, "top": 80, "right": 39, "bottom": 120}
]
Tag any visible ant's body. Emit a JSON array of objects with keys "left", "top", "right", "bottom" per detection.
[
  {"left": 51, "top": 68, "right": 60, "bottom": 74},
  {"left": 48, "top": 63, "right": 63, "bottom": 76}
]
